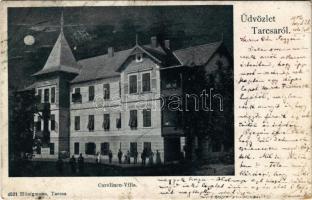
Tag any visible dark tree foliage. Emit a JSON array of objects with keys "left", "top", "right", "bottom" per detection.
[
  {"left": 183, "top": 56, "right": 234, "bottom": 159},
  {"left": 9, "top": 90, "right": 36, "bottom": 159}
]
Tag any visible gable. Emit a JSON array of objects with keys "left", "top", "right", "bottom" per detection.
[
  {"left": 117, "top": 45, "right": 162, "bottom": 72},
  {"left": 123, "top": 56, "right": 157, "bottom": 74},
  {"left": 205, "top": 45, "right": 233, "bottom": 73}
]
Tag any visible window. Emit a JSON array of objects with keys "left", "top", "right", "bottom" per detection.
[
  {"left": 87, "top": 115, "right": 94, "bottom": 131},
  {"left": 143, "top": 142, "right": 152, "bottom": 156},
  {"left": 142, "top": 73, "right": 151, "bottom": 92},
  {"left": 101, "top": 142, "right": 110, "bottom": 155},
  {"left": 75, "top": 88, "right": 80, "bottom": 94},
  {"left": 75, "top": 116, "right": 80, "bottom": 130},
  {"left": 103, "top": 114, "right": 110, "bottom": 131},
  {"left": 161, "top": 71, "right": 181, "bottom": 89},
  {"left": 89, "top": 86, "right": 94, "bottom": 101},
  {"left": 119, "top": 82, "right": 121, "bottom": 97},
  {"left": 44, "top": 88, "right": 49, "bottom": 103},
  {"left": 51, "top": 87, "right": 55, "bottom": 103},
  {"left": 85, "top": 142, "right": 96, "bottom": 155},
  {"left": 72, "top": 88, "right": 82, "bottom": 103},
  {"left": 37, "top": 89, "right": 42, "bottom": 103},
  {"left": 74, "top": 142, "right": 79, "bottom": 155},
  {"left": 143, "top": 109, "right": 151, "bottom": 127},
  {"left": 50, "top": 114, "right": 55, "bottom": 131},
  {"left": 163, "top": 110, "right": 179, "bottom": 127},
  {"left": 164, "top": 80, "right": 178, "bottom": 89},
  {"left": 50, "top": 143, "right": 54, "bottom": 155},
  {"left": 129, "top": 75, "right": 137, "bottom": 94},
  {"left": 129, "top": 110, "right": 137, "bottom": 129},
  {"left": 136, "top": 53, "right": 143, "bottom": 62},
  {"left": 116, "top": 113, "right": 121, "bottom": 129},
  {"left": 130, "top": 142, "right": 137, "bottom": 157},
  {"left": 36, "top": 117, "right": 41, "bottom": 131},
  {"left": 103, "top": 84, "right": 110, "bottom": 100}
]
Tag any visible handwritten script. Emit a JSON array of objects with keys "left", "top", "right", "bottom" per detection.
[{"left": 157, "top": 14, "right": 311, "bottom": 199}]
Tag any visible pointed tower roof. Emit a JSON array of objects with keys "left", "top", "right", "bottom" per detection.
[{"left": 33, "top": 12, "right": 80, "bottom": 76}]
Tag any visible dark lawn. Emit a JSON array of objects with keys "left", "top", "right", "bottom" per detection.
[{"left": 9, "top": 160, "right": 234, "bottom": 177}]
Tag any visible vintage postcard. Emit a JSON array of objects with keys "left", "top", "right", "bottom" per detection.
[{"left": 0, "top": 1, "right": 311, "bottom": 200}]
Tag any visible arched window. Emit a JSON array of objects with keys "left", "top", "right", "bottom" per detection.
[{"left": 136, "top": 53, "right": 143, "bottom": 62}]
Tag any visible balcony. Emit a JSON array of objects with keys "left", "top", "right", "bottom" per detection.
[
  {"left": 36, "top": 102, "right": 50, "bottom": 112},
  {"left": 161, "top": 110, "right": 184, "bottom": 136},
  {"left": 161, "top": 70, "right": 183, "bottom": 96},
  {"left": 161, "top": 88, "right": 182, "bottom": 96},
  {"left": 162, "top": 126, "right": 184, "bottom": 136},
  {"left": 72, "top": 93, "right": 82, "bottom": 103}
]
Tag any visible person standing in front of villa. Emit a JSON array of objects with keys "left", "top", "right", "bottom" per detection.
[{"left": 149, "top": 151, "right": 154, "bottom": 165}]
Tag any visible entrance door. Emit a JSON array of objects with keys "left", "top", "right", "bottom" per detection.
[
  {"left": 130, "top": 142, "right": 137, "bottom": 157},
  {"left": 164, "top": 137, "right": 181, "bottom": 162},
  {"left": 143, "top": 142, "right": 151, "bottom": 156}
]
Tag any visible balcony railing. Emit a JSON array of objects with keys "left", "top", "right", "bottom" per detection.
[
  {"left": 72, "top": 93, "right": 82, "bottom": 103},
  {"left": 36, "top": 102, "right": 50, "bottom": 112},
  {"left": 161, "top": 126, "right": 184, "bottom": 136}
]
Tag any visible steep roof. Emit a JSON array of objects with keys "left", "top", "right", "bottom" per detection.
[
  {"left": 71, "top": 48, "right": 133, "bottom": 83},
  {"left": 32, "top": 30, "right": 81, "bottom": 76},
  {"left": 173, "top": 41, "right": 222, "bottom": 67},
  {"left": 142, "top": 45, "right": 181, "bottom": 67},
  {"left": 71, "top": 41, "right": 223, "bottom": 83}
]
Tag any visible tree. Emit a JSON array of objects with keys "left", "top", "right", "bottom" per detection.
[
  {"left": 183, "top": 60, "right": 234, "bottom": 161},
  {"left": 183, "top": 66, "right": 209, "bottom": 160},
  {"left": 10, "top": 89, "right": 36, "bottom": 159}
]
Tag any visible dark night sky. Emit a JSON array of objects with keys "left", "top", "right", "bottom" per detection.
[{"left": 8, "top": 6, "right": 233, "bottom": 91}]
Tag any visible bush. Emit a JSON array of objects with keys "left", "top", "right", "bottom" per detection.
[{"left": 59, "top": 151, "right": 69, "bottom": 159}]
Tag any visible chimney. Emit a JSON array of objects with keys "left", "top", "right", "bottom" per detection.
[
  {"left": 164, "top": 40, "right": 170, "bottom": 49},
  {"left": 151, "top": 36, "right": 158, "bottom": 48},
  {"left": 108, "top": 47, "right": 114, "bottom": 57}
]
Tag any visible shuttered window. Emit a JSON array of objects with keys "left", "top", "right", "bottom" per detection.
[
  {"left": 37, "top": 89, "right": 42, "bottom": 103},
  {"left": 44, "top": 88, "right": 49, "bottom": 103},
  {"left": 89, "top": 86, "right": 94, "bottom": 101},
  {"left": 129, "top": 75, "right": 137, "bottom": 94},
  {"left": 36, "top": 116, "right": 42, "bottom": 131},
  {"left": 129, "top": 110, "right": 137, "bottom": 129},
  {"left": 103, "top": 84, "right": 110, "bottom": 100},
  {"left": 116, "top": 113, "right": 121, "bottom": 129},
  {"left": 143, "top": 109, "right": 151, "bottom": 127},
  {"left": 103, "top": 114, "right": 110, "bottom": 131},
  {"left": 119, "top": 82, "right": 121, "bottom": 97},
  {"left": 50, "top": 114, "right": 55, "bottom": 131},
  {"left": 75, "top": 116, "right": 80, "bottom": 130},
  {"left": 51, "top": 87, "right": 55, "bottom": 103},
  {"left": 142, "top": 73, "right": 151, "bottom": 92},
  {"left": 87, "top": 115, "right": 94, "bottom": 131}
]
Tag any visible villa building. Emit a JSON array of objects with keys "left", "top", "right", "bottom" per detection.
[{"left": 27, "top": 17, "right": 233, "bottom": 163}]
